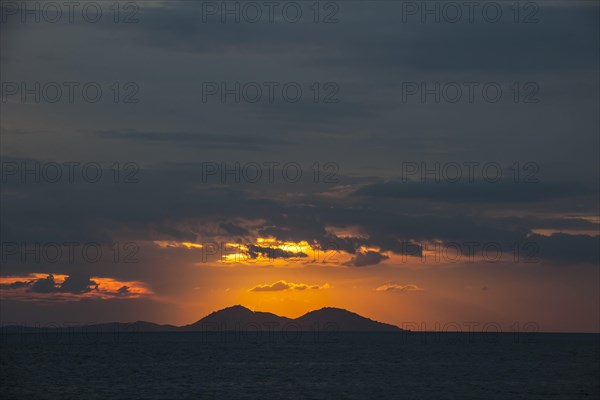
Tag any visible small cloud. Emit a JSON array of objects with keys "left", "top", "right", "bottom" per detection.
[
  {"left": 116, "top": 286, "right": 131, "bottom": 296},
  {"left": 0, "top": 280, "right": 31, "bottom": 290},
  {"left": 246, "top": 245, "right": 308, "bottom": 260},
  {"left": 27, "top": 274, "right": 98, "bottom": 294},
  {"left": 59, "top": 274, "right": 98, "bottom": 294},
  {"left": 250, "top": 280, "right": 330, "bottom": 292},
  {"left": 29, "top": 275, "right": 59, "bottom": 293},
  {"left": 251, "top": 281, "right": 291, "bottom": 292},
  {"left": 376, "top": 283, "right": 424, "bottom": 292},
  {"left": 344, "top": 251, "right": 389, "bottom": 267}
]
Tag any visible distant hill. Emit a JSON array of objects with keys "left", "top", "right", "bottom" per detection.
[
  {"left": 1, "top": 305, "right": 403, "bottom": 333},
  {"left": 181, "top": 305, "right": 293, "bottom": 331},
  {"left": 295, "top": 307, "right": 400, "bottom": 331}
]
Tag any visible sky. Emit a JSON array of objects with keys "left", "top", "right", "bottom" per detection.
[{"left": 0, "top": 0, "right": 599, "bottom": 332}]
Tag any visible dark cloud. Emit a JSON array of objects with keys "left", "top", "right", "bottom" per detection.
[
  {"left": 354, "top": 181, "right": 591, "bottom": 203},
  {"left": 344, "top": 251, "right": 389, "bottom": 267},
  {"left": 116, "top": 286, "right": 131, "bottom": 296},
  {"left": 29, "top": 275, "right": 59, "bottom": 293},
  {"left": 129, "top": 3, "right": 598, "bottom": 74},
  {"left": 59, "top": 275, "right": 99, "bottom": 294},
  {"left": 531, "top": 233, "right": 600, "bottom": 265},
  {"left": 96, "top": 130, "right": 293, "bottom": 149},
  {"left": 219, "top": 222, "right": 250, "bottom": 237},
  {"left": 245, "top": 244, "right": 308, "bottom": 260},
  {"left": 27, "top": 274, "right": 98, "bottom": 294},
  {"left": 2, "top": 157, "right": 597, "bottom": 272},
  {"left": 0, "top": 281, "right": 31, "bottom": 290}
]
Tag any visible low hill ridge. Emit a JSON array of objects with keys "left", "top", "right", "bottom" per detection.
[{"left": 1, "top": 305, "right": 402, "bottom": 332}]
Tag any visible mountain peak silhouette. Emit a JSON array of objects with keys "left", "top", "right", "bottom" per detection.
[{"left": 183, "top": 305, "right": 401, "bottom": 331}]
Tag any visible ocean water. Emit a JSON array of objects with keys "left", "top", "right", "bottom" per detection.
[{"left": 1, "top": 332, "right": 598, "bottom": 399}]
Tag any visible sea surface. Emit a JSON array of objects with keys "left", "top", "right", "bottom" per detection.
[{"left": 1, "top": 332, "right": 598, "bottom": 399}]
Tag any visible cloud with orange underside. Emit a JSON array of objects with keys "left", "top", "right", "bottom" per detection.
[
  {"left": 375, "top": 283, "right": 424, "bottom": 292},
  {"left": 249, "top": 280, "right": 330, "bottom": 292},
  {"left": 0, "top": 273, "right": 153, "bottom": 302}
]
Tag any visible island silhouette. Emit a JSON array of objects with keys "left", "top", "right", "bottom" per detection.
[{"left": 2, "top": 305, "right": 403, "bottom": 333}]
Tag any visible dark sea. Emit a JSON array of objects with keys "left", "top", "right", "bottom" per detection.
[{"left": 1, "top": 332, "right": 598, "bottom": 399}]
